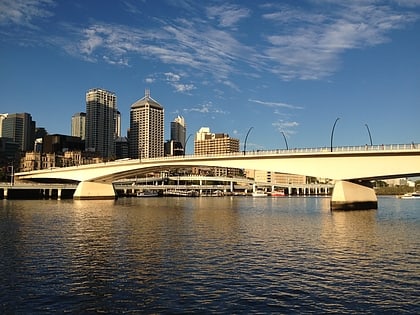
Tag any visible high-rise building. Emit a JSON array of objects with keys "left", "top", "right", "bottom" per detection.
[
  {"left": 129, "top": 89, "right": 164, "bottom": 159},
  {"left": 71, "top": 112, "right": 86, "bottom": 140},
  {"left": 1, "top": 112, "right": 35, "bottom": 151},
  {"left": 171, "top": 116, "right": 186, "bottom": 149},
  {"left": 194, "top": 127, "right": 239, "bottom": 155},
  {"left": 165, "top": 115, "right": 186, "bottom": 156},
  {"left": 85, "top": 88, "right": 117, "bottom": 158}
]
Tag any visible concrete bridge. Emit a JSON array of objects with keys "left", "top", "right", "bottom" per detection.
[{"left": 15, "top": 143, "right": 420, "bottom": 209}]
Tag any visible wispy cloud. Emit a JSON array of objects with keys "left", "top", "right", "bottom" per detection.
[
  {"left": 261, "top": 2, "right": 419, "bottom": 80},
  {"left": 183, "top": 102, "right": 228, "bottom": 115},
  {"left": 64, "top": 18, "right": 251, "bottom": 85},
  {"left": 272, "top": 120, "right": 299, "bottom": 136},
  {"left": 0, "top": 0, "right": 54, "bottom": 27},
  {"left": 164, "top": 72, "right": 195, "bottom": 93},
  {"left": 2, "top": 0, "right": 419, "bottom": 84},
  {"left": 249, "top": 98, "right": 301, "bottom": 136},
  {"left": 206, "top": 3, "right": 250, "bottom": 27},
  {"left": 249, "top": 99, "right": 303, "bottom": 110}
]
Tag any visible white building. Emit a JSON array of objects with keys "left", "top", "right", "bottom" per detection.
[
  {"left": 71, "top": 112, "right": 86, "bottom": 140},
  {"left": 129, "top": 89, "right": 164, "bottom": 159}
]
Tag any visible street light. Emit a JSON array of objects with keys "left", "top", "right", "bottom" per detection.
[
  {"left": 281, "top": 131, "right": 289, "bottom": 150},
  {"left": 184, "top": 134, "right": 192, "bottom": 156},
  {"left": 330, "top": 117, "right": 340, "bottom": 152},
  {"left": 8, "top": 163, "right": 14, "bottom": 186},
  {"left": 365, "top": 123, "right": 373, "bottom": 146},
  {"left": 243, "top": 127, "right": 253, "bottom": 155}
]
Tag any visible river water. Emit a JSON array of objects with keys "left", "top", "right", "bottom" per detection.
[{"left": 0, "top": 196, "right": 418, "bottom": 314}]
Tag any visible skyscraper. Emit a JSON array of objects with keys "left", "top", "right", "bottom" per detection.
[
  {"left": 71, "top": 112, "right": 86, "bottom": 140},
  {"left": 85, "top": 88, "right": 117, "bottom": 159},
  {"left": 129, "top": 89, "right": 164, "bottom": 159},
  {"left": 171, "top": 115, "right": 186, "bottom": 149},
  {"left": 1, "top": 112, "right": 35, "bottom": 151}
]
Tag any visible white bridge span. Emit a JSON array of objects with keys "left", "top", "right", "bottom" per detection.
[{"left": 16, "top": 143, "right": 420, "bottom": 210}]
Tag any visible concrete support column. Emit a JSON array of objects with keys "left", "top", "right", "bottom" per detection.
[
  {"left": 74, "top": 181, "right": 116, "bottom": 200},
  {"left": 57, "top": 189, "right": 62, "bottom": 200},
  {"left": 4, "top": 188, "right": 8, "bottom": 199},
  {"left": 331, "top": 180, "right": 377, "bottom": 210}
]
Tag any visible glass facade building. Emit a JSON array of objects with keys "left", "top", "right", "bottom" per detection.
[{"left": 85, "top": 88, "right": 117, "bottom": 159}]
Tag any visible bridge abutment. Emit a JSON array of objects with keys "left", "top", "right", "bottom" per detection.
[
  {"left": 73, "top": 182, "right": 116, "bottom": 200},
  {"left": 331, "top": 180, "right": 377, "bottom": 210}
]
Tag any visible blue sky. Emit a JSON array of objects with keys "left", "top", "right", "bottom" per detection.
[{"left": 1, "top": 0, "right": 419, "bottom": 153}]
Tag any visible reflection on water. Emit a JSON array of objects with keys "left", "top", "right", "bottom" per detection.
[{"left": 0, "top": 197, "right": 418, "bottom": 313}]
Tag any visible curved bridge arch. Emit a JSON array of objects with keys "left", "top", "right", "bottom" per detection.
[{"left": 15, "top": 144, "right": 420, "bottom": 208}]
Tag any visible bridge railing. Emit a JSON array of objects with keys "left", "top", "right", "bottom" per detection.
[
  {"left": 18, "top": 143, "right": 419, "bottom": 173},
  {"left": 144, "top": 142, "right": 420, "bottom": 162}
]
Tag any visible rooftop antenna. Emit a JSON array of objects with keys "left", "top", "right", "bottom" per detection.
[{"left": 145, "top": 88, "right": 150, "bottom": 98}]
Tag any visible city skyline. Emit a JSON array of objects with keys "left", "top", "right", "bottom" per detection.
[{"left": 1, "top": 0, "right": 419, "bottom": 153}]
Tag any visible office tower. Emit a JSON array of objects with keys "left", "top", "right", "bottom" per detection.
[
  {"left": 171, "top": 115, "right": 186, "bottom": 149},
  {"left": 129, "top": 89, "right": 164, "bottom": 159},
  {"left": 165, "top": 115, "right": 186, "bottom": 156},
  {"left": 1, "top": 112, "right": 35, "bottom": 151},
  {"left": 115, "top": 137, "right": 129, "bottom": 159},
  {"left": 194, "top": 127, "right": 239, "bottom": 155},
  {"left": 85, "top": 88, "right": 117, "bottom": 158},
  {"left": 194, "top": 127, "right": 240, "bottom": 177},
  {"left": 71, "top": 112, "right": 86, "bottom": 140}
]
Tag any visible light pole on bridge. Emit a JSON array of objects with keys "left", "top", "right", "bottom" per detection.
[
  {"left": 184, "top": 134, "right": 192, "bottom": 156},
  {"left": 330, "top": 117, "right": 340, "bottom": 152},
  {"left": 365, "top": 123, "right": 373, "bottom": 146},
  {"left": 243, "top": 127, "right": 253, "bottom": 155},
  {"left": 281, "top": 131, "right": 289, "bottom": 150}
]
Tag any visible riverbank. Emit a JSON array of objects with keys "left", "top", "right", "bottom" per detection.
[{"left": 375, "top": 186, "right": 415, "bottom": 195}]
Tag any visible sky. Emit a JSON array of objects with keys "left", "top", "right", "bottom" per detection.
[{"left": 0, "top": 0, "right": 419, "bottom": 153}]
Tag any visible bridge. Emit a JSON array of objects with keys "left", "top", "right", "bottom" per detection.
[{"left": 15, "top": 143, "right": 420, "bottom": 210}]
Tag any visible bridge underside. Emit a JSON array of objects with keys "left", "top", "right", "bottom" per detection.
[{"left": 71, "top": 179, "right": 378, "bottom": 210}]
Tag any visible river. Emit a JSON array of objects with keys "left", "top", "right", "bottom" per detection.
[{"left": 0, "top": 196, "right": 418, "bottom": 313}]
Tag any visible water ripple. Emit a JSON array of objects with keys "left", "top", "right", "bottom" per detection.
[{"left": 0, "top": 197, "right": 418, "bottom": 313}]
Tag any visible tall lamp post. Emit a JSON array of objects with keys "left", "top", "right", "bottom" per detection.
[
  {"left": 365, "top": 124, "right": 373, "bottom": 146},
  {"left": 243, "top": 127, "right": 253, "bottom": 155},
  {"left": 8, "top": 163, "right": 14, "bottom": 186},
  {"left": 281, "top": 131, "right": 289, "bottom": 150},
  {"left": 330, "top": 117, "right": 340, "bottom": 152},
  {"left": 184, "top": 134, "right": 192, "bottom": 156}
]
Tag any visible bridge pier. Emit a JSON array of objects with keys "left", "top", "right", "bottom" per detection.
[
  {"left": 73, "top": 181, "right": 117, "bottom": 200},
  {"left": 331, "top": 180, "right": 377, "bottom": 210}
]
